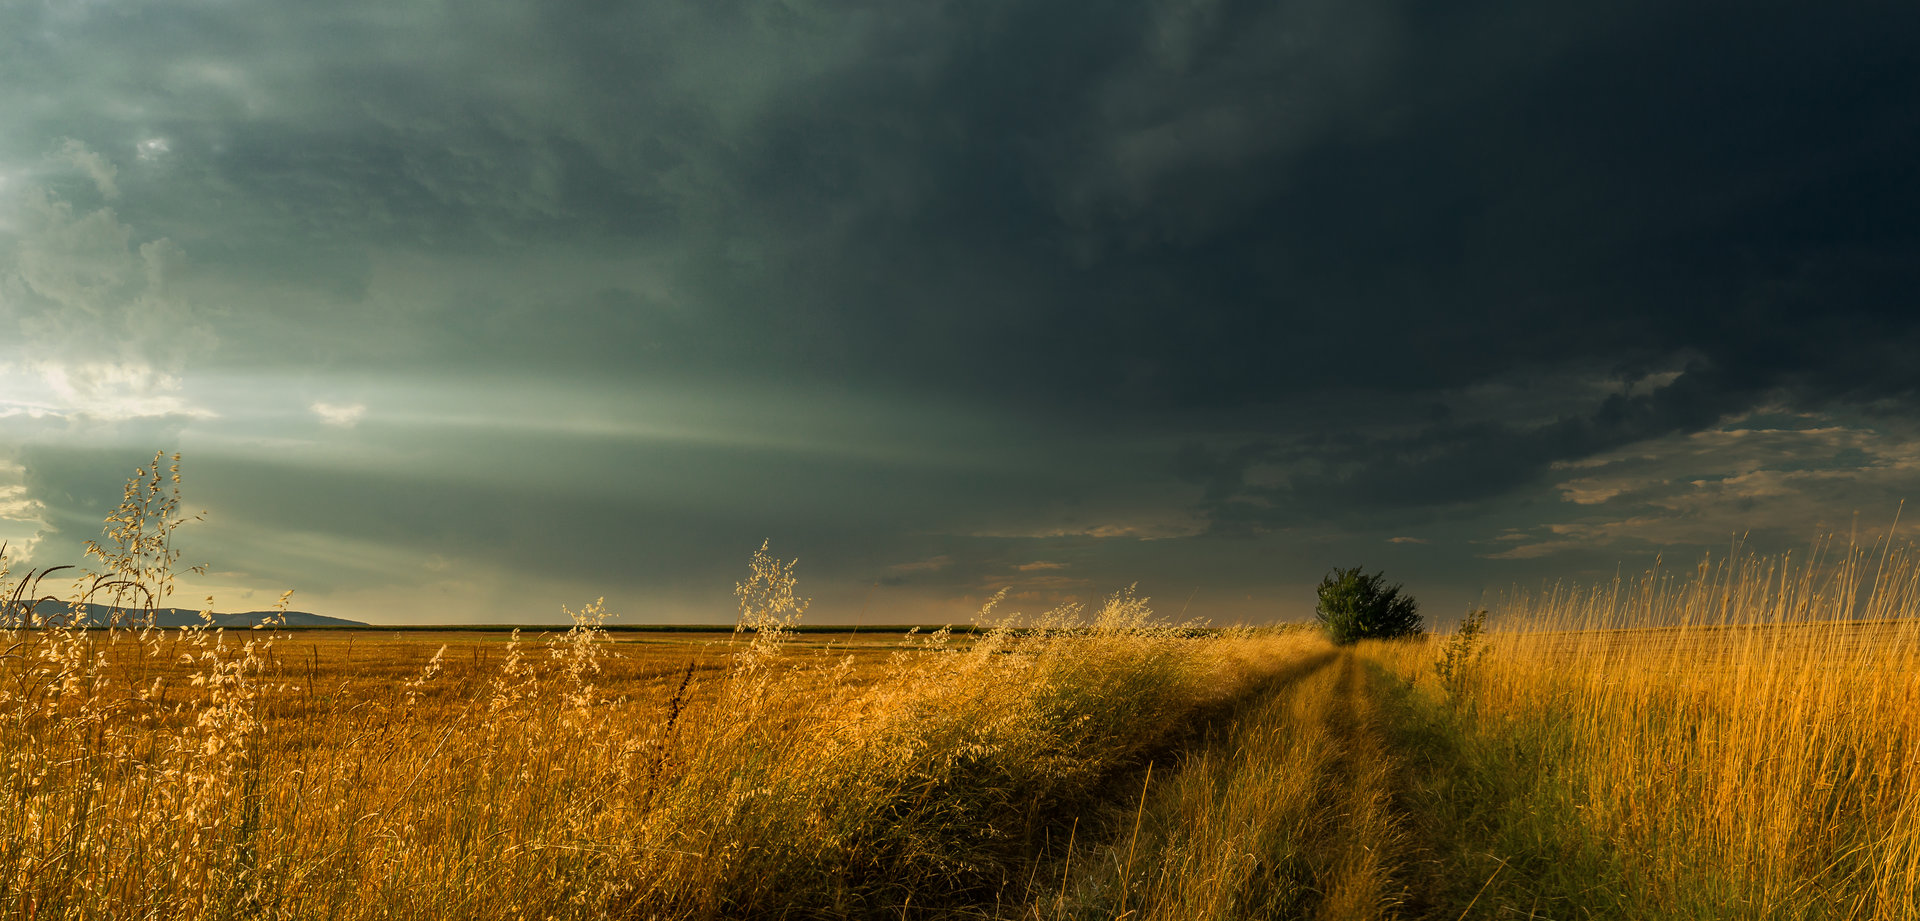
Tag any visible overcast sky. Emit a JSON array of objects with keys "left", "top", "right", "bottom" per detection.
[{"left": 3, "top": 0, "right": 1918, "bottom": 625}]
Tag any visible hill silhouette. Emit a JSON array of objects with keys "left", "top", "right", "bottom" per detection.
[{"left": 14, "top": 601, "right": 365, "bottom": 628}]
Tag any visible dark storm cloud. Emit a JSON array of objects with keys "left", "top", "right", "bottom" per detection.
[
  {"left": 4, "top": 0, "right": 1919, "bottom": 621},
  {"left": 638, "top": 0, "right": 1920, "bottom": 415},
  {"left": 17, "top": 0, "right": 1913, "bottom": 406},
  {"left": 1174, "top": 360, "right": 1766, "bottom": 528}
]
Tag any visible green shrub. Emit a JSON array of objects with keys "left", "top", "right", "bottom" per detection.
[
  {"left": 1314, "top": 566, "right": 1423, "bottom": 644},
  {"left": 1434, "top": 607, "right": 1488, "bottom": 697}
]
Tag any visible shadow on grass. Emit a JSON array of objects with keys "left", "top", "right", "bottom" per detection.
[
  {"left": 744, "top": 650, "right": 1348, "bottom": 920},
  {"left": 1362, "top": 663, "right": 1635, "bottom": 921},
  {"left": 1016, "top": 649, "right": 1349, "bottom": 921}
]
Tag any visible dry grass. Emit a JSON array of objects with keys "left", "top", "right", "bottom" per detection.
[
  {"left": 1363, "top": 539, "right": 1920, "bottom": 919},
  {"left": 0, "top": 469, "right": 1318, "bottom": 919},
  {"left": 12, "top": 456, "right": 1920, "bottom": 919},
  {"left": 0, "top": 612, "right": 1309, "bottom": 920},
  {"left": 1020, "top": 537, "right": 1920, "bottom": 920}
]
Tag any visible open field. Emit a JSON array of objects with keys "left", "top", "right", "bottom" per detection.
[
  {"left": 5, "top": 535, "right": 1920, "bottom": 918},
  {"left": 0, "top": 581, "right": 1324, "bottom": 920},
  {"left": 6, "top": 627, "right": 951, "bottom": 724}
]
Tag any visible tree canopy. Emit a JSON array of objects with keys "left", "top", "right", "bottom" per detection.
[{"left": 1315, "top": 567, "right": 1423, "bottom": 644}]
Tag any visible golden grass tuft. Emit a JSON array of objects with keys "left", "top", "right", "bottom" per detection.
[{"left": 1363, "top": 537, "right": 1920, "bottom": 919}]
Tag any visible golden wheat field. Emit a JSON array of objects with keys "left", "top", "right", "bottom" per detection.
[{"left": 3, "top": 463, "right": 1919, "bottom": 919}]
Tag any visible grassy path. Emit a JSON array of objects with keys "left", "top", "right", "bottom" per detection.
[
  {"left": 1037, "top": 622, "right": 1920, "bottom": 921},
  {"left": 1034, "top": 649, "right": 1421, "bottom": 921},
  {"left": 1307, "top": 653, "right": 1404, "bottom": 920},
  {"left": 1020, "top": 644, "right": 1678, "bottom": 920}
]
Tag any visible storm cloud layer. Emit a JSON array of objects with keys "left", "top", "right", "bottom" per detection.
[{"left": 3, "top": 0, "right": 1917, "bottom": 623}]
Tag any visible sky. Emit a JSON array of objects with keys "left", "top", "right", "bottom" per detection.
[{"left": 2, "top": 0, "right": 1918, "bottom": 626}]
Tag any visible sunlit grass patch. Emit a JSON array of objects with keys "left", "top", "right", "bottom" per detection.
[
  {"left": 0, "top": 458, "right": 1314, "bottom": 920},
  {"left": 1361, "top": 540, "right": 1920, "bottom": 919}
]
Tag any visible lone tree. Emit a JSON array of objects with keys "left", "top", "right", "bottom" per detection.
[{"left": 1315, "top": 566, "right": 1423, "bottom": 644}]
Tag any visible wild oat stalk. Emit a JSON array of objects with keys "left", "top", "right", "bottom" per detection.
[{"left": 79, "top": 451, "right": 206, "bottom": 629}]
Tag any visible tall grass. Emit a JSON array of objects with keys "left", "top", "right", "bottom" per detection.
[
  {"left": 20, "top": 455, "right": 1917, "bottom": 918},
  {"left": 0, "top": 463, "right": 1314, "bottom": 919},
  {"left": 1363, "top": 538, "right": 1920, "bottom": 919}
]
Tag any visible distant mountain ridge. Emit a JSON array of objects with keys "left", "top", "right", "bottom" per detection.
[{"left": 14, "top": 601, "right": 366, "bottom": 628}]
